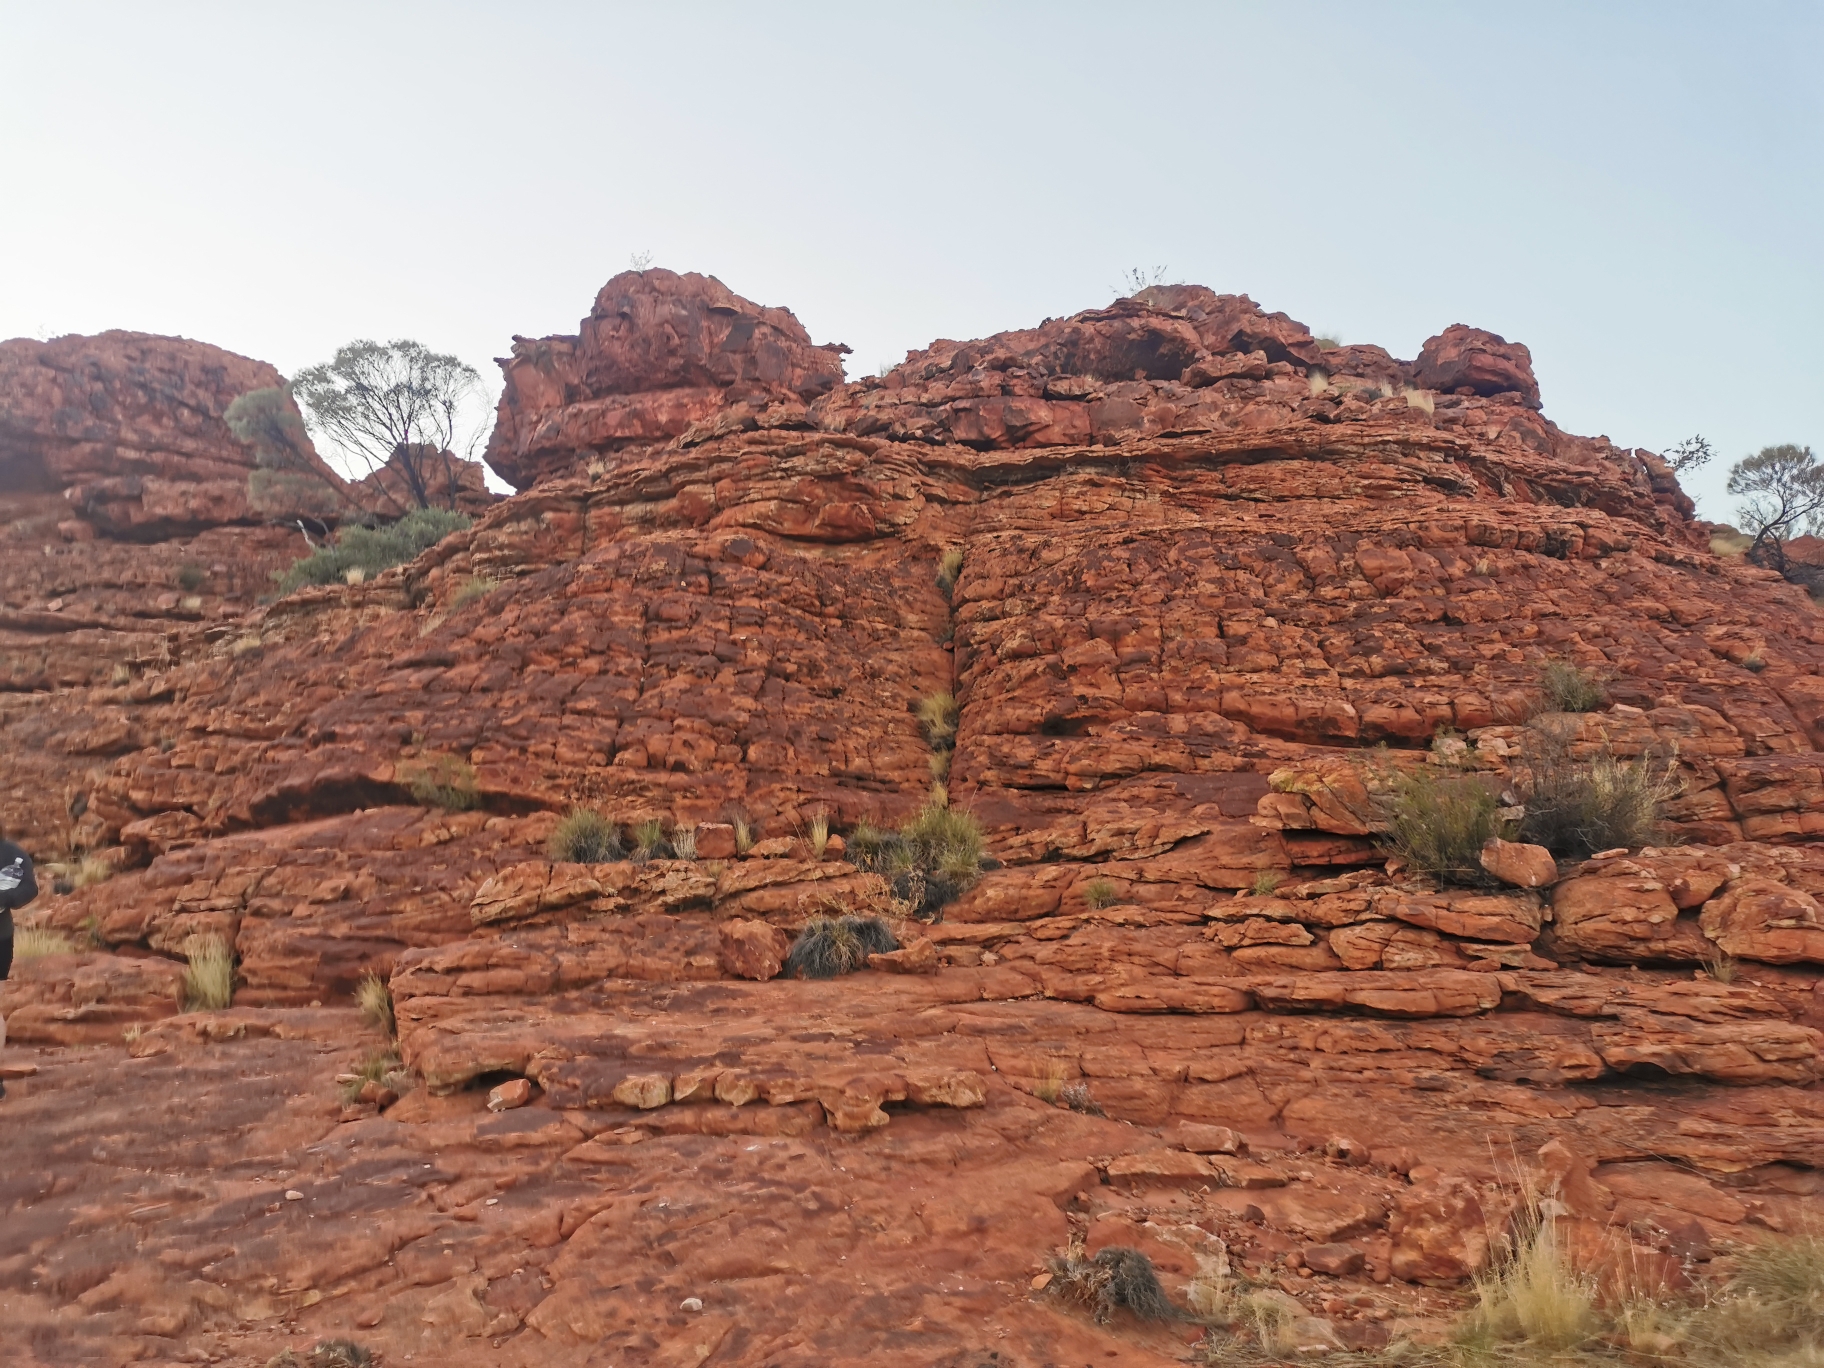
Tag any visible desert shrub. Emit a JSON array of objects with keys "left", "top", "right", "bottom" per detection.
[
  {"left": 548, "top": 808, "right": 622, "bottom": 863},
  {"left": 277, "top": 507, "right": 470, "bottom": 593},
  {"left": 928, "top": 750, "right": 951, "bottom": 781},
  {"left": 401, "top": 753, "right": 479, "bottom": 810},
  {"left": 1537, "top": 659, "right": 1608, "bottom": 714},
  {"left": 1251, "top": 869, "right": 1283, "bottom": 896},
  {"left": 1517, "top": 727, "right": 1677, "bottom": 860},
  {"left": 175, "top": 562, "right": 207, "bottom": 592},
  {"left": 781, "top": 915, "right": 899, "bottom": 979},
  {"left": 182, "top": 935, "right": 235, "bottom": 1011},
  {"left": 1083, "top": 878, "right": 1118, "bottom": 909},
  {"left": 1384, "top": 769, "right": 1511, "bottom": 886},
  {"left": 630, "top": 819, "right": 674, "bottom": 861},
  {"left": 850, "top": 800, "right": 987, "bottom": 920},
  {"left": 917, "top": 691, "right": 959, "bottom": 749},
  {"left": 1047, "top": 1246, "right": 1175, "bottom": 1324},
  {"left": 356, "top": 972, "right": 394, "bottom": 1036},
  {"left": 15, "top": 927, "right": 77, "bottom": 959},
  {"left": 936, "top": 547, "right": 964, "bottom": 595},
  {"left": 1059, "top": 1082, "right": 1105, "bottom": 1117}
]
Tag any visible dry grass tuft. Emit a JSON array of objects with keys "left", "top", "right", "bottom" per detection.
[
  {"left": 1047, "top": 1246, "right": 1176, "bottom": 1324},
  {"left": 671, "top": 825, "right": 698, "bottom": 860},
  {"left": 807, "top": 812, "right": 829, "bottom": 859},
  {"left": 1251, "top": 869, "right": 1283, "bottom": 896},
  {"left": 182, "top": 935, "right": 235, "bottom": 1011},
  {"left": 936, "top": 547, "right": 965, "bottom": 596},
  {"left": 356, "top": 972, "right": 394, "bottom": 1036},
  {"left": 449, "top": 576, "right": 498, "bottom": 610},
  {"left": 1033, "top": 1058, "right": 1068, "bottom": 1104},
  {"left": 917, "top": 691, "right": 960, "bottom": 748},
  {"left": 1537, "top": 660, "right": 1608, "bottom": 714},
  {"left": 401, "top": 753, "right": 479, "bottom": 810},
  {"left": 630, "top": 818, "right": 673, "bottom": 860},
  {"left": 1083, "top": 877, "right": 1118, "bottom": 909},
  {"left": 548, "top": 807, "right": 622, "bottom": 863},
  {"left": 724, "top": 806, "right": 755, "bottom": 855},
  {"left": 16, "top": 926, "right": 78, "bottom": 959}
]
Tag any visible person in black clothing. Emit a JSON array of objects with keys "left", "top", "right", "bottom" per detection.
[{"left": 0, "top": 833, "right": 38, "bottom": 1100}]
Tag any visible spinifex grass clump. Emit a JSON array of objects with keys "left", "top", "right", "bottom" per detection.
[
  {"left": 1384, "top": 768, "right": 1511, "bottom": 886},
  {"left": 1047, "top": 1246, "right": 1176, "bottom": 1325},
  {"left": 15, "top": 927, "right": 77, "bottom": 960},
  {"left": 848, "top": 798, "right": 987, "bottom": 920},
  {"left": 1083, "top": 878, "right": 1118, "bottom": 909},
  {"left": 630, "top": 819, "right": 674, "bottom": 861},
  {"left": 548, "top": 807, "right": 623, "bottom": 863},
  {"left": 401, "top": 753, "right": 479, "bottom": 810},
  {"left": 781, "top": 915, "right": 899, "bottom": 979},
  {"left": 1517, "top": 725, "right": 1678, "bottom": 861},
  {"left": 182, "top": 935, "right": 235, "bottom": 1011},
  {"left": 277, "top": 507, "right": 471, "bottom": 593}
]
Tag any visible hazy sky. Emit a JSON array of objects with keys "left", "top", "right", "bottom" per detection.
[{"left": 3, "top": 3, "right": 1819, "bottom": 516}]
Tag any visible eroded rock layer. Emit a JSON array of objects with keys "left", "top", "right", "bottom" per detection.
[{"left": 8, "top": 274, "right": 1824, "bottom": 1366}]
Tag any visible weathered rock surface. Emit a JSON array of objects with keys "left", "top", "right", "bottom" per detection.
[{"left": 10, "top": 274, "right": 1824, "bottom": 1365}]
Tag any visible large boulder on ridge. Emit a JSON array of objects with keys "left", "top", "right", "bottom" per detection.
[{"left": 483, "top": 268, "right": 851, "bottom": 490}]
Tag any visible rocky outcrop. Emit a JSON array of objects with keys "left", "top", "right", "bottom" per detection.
[
  {"left": 11, "top": 277, "right": 1824, "bottom": 1366},
  {"left": 483, "top": 269, "right": 850, "bottom": 490},
  {"left": 0, "top": 330, "right": 345, "bottom": 536}
]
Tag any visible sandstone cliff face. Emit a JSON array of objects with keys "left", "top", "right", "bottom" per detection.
[{"left": 10, "top": 279, "right": 1824, "bottom": 1366}]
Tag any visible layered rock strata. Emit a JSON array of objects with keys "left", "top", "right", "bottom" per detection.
[{"left": 8, "top": 273, "right": 1824, "bottom": 1365}]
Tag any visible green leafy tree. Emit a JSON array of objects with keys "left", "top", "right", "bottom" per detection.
[
  {"left": 1727, "top": 444, "right": 1824, "bottom": 572},
  {"left": 291, "top": 340, "right": 484, "bottom": 514}
]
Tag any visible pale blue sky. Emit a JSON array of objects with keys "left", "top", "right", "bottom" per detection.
[{"left": 2, "top": 3, "right": 1818, "bottom": 517}]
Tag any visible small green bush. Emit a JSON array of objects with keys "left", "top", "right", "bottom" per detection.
[
  {"left": 402, "top": 753, "right": 479, "bottom": 810},
  {"left": 1385, "top": 768, "right": 1510, "bottom": 886},
  {"left": 1083, "top": 878, "right": 1118, "bottom": 909},
  {"left": 1537, "top": 659, "right": 1607, "bottom": 714},
  {"left": 1251, "top": 869, "right": 1283, "bottom": 896},
  {"left": 277, "top": 507, "right": 470, "bottom": 593},
  {"left": 1518, "top": 727, "right": 1677, "bottom": 860},
  {"left": 548, "top": 808, "right": 622, "bottom": 863},
  {"left": 781, "top": 915, "right": 899, "bottom": 979},
  {"left": 175, "top": 563, "right": 207, "bottom": 592}
]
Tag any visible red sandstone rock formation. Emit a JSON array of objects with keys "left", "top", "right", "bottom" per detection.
[
  {"left": 9, "top": 279, "right": 1824, "bottom": 1365},
  {"left": 483, "top": 269, "right": 850, "bottom": 490}
]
